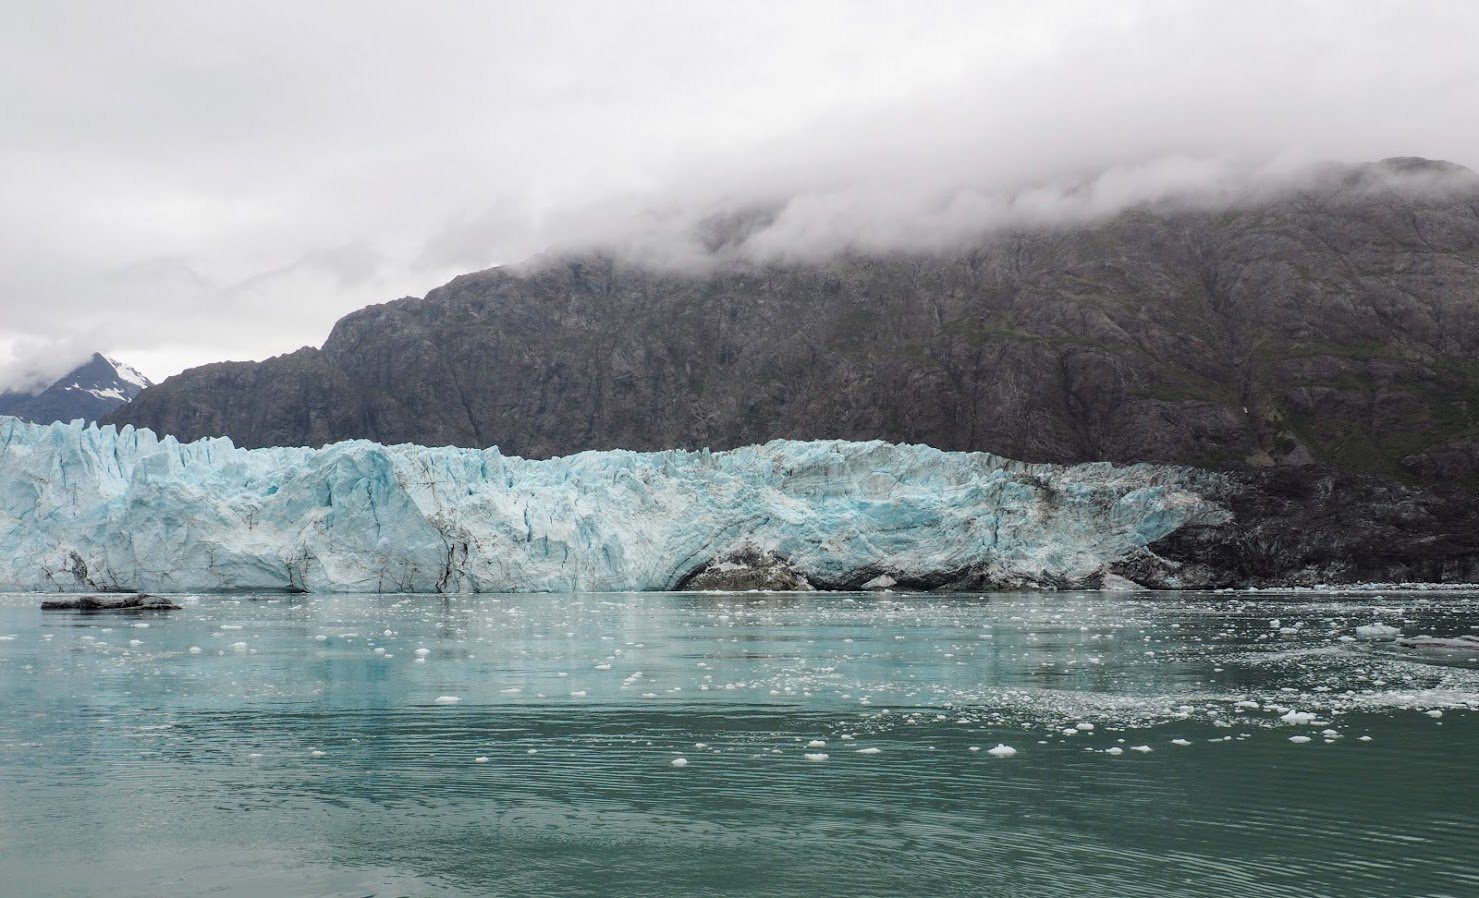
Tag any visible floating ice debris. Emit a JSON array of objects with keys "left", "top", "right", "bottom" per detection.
[
  {"left": 987, "top": 744, "right": 1017, "bottom": 757},
  {"left": 128, "top": 639, "right": 142, "bottom": 646},
  {"left": 1075, "top": 722, "right": 1095, "bottom": 731},
  {"left": 804, "top": 753, "right": 830, "bottom": 762},
  {"left": 1425, "top": 710, "right": 1443, "bottom": 718},
  {"left": 1104, "top": 746, "right": 1124, "bottom": 756},
  {"left": 132, "top": 622, "right": 149, "bottom": 629},
  {"left": 474, "top": 757, "right": 489, "bottom": 764},
  {"left": 500, "top": 687, "right": 522, "bottom": 694},
  {"left": 1358, "top": 736, "right": 1373, "bottom": 742},
  {"left": 1355, "top": 624, "right": 1401, "bottom": 639},
  {"left": 671, "top": 758, "right": 688, "bottom": 767},
  {"left": 1130, "top": 745, "right": 1152, "bottom": 753},
  {"left": 433, "top": 695, "right": 462, "bottom": 704},
  {"left": 1279, "top": 711, "right": 1317, "bottom": 725},
  {"left": 314, "top": 635, "right": 328, "bottom": 641},
  {"left": 570, "top": 690, "right": 588, "bottom": 697},
  {"left": 968, "top": 746, "right": 981, "bottom": 752},
  {"left": 230, "top": 641, "right": 248, "bottom": 652},
  {"left": 806, "top": 740, "right": 826, "bottom": 748},
  {"left": 1397, "top": 635, "right": 1479, "bottom": 650},
  {"left": 855, "top": 747, "right": 882, "bottom": 754},
  {"left": 309, "top": 749, "right": 326, "bottom": 757},
  {"left": 414, "top": 648, "right": 430, "bottom": 656},
  {"left": 1288, "top": 736, "right": 1312, "bottom": 743},
  {"left": 1171, "top": 739, "right": 1192, "bottom": 746}
]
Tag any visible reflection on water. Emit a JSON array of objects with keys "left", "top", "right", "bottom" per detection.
[{"left": 1, "top": 590, "right": 1475, "bottom": 897}]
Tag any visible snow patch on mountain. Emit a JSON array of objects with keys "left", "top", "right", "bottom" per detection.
[{"left": 103, "top": 356, "right": 151, "bottom": 390}]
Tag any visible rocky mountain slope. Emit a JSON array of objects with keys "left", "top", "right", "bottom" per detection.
[
  {"left": 110, "top": 159, "right": 1479, "bottom": 485},
  {"left": 0, "top": 353, "right": 152, "bottom": 424}
]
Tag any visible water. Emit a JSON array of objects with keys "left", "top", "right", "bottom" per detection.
[{"left": 1, "top": 590, "right": 1475, "bottom": 898}]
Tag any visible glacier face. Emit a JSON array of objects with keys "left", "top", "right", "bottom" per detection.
[{"left": 0, "top": 416, "right": 1228, "bottom": 593}]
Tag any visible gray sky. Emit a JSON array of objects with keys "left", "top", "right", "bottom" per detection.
[{"left": 2, "top": 0, "right": 1477, "bottom": 391}]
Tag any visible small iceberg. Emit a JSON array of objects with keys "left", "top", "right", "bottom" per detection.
[{"left": 1396, "top": 635, "right": 1479, "bottom": 651}]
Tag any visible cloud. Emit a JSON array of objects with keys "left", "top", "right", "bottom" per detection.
[
  {"left": 0, "top": 335, "right": 99, "bottom": 397},
  {"left": 0, "top": 1, "right": 1477, "bottom": 387}
]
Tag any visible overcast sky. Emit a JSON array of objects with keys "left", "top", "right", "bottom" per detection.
[{"left": 2, "top": 0, "right": 1477, "bottom": 391}]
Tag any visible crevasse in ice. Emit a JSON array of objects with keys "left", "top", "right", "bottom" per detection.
[{"left": 0, "top": 416, "right": 1226, "bottom": 593}]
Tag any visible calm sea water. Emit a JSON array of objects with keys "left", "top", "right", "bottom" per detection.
[{"left": 1, "top": 590, "right": 1475, "bottom": 898}]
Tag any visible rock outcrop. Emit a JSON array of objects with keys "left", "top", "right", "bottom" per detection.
[
  {"left": 677, "top": 547, "right": 815, "bottom": 591},
  {"left": 1112, "top": 467, "right": 1479, "bottom": 588}
]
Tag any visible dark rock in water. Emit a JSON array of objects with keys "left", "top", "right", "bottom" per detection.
[
  {"left": 41, "top": 593, "right": 182, "bottom": 611},
  {"left": 677, "top": 547, "right": 814, "bottom": 591}
]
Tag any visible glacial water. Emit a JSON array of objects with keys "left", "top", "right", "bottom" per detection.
[{"left": 1, "top": 590, "right": 1475, "bottom": 898}]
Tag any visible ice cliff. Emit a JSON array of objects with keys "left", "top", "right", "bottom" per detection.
[{"left": 0, "top": 416, "right": 1228, "bottom": 593}]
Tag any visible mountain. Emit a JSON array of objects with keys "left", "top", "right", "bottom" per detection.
[
  {"left": 108, "top": 159, "right": 1479, "bottom": 484},
  {"left": 0, "top": 353, "right": 152, "bottom": 424}
]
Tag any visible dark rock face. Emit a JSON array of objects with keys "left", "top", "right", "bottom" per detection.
[
  {"left": 40, "top": 594, "right": 182, "bottom": 611},
  {"left": 1112, "top": 467, "right": 1479, "bottom": 589},
  {"left": 110, "top": 160, "right": 1479, "bottom": 485},
  {"left": 1, "top": 354, "right": 152, "bottom": 425}
]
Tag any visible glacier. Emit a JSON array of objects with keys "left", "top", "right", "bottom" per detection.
[{"left": 0, "top": 416, "right": 1228, "bottom": 593}]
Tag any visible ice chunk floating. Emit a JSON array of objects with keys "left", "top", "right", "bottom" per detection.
[{"left": 0, "top": 416, "right": 1224, "bottom": 593}]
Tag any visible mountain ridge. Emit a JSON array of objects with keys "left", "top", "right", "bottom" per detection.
[{"left": 109, "top": 159, "right": 1479, "bottom": 485}]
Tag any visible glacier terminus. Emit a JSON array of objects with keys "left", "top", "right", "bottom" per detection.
[{"left": 0, "top": 415, "right": 1230, "bottom": 593}]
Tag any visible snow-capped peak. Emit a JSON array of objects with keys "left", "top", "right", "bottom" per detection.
[{"left": 0, "top": 352, "right": 154, "bottom": 425}]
